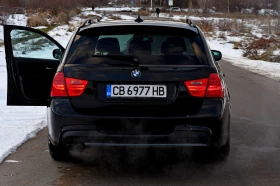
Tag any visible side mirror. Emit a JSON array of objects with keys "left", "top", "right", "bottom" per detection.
[
  {"left": 53, "top": 49, "right": 63, "bottom": 60},
  {"left": 211, "top": 50, "right": 222, "bottom": 61}
]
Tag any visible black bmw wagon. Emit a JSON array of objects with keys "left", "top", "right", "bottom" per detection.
[{"left": 4, "top": 17, "right": 231, "bottom": 161}]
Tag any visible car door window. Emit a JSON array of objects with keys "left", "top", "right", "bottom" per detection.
[{"left": 11, "top": 29, "right": 59, "bottom": 59}]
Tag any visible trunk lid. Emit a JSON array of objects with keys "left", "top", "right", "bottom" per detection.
[{"left": 63, "top": 64, "right": 209, "bottom": 117}]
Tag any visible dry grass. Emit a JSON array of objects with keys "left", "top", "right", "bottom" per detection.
[
  {"left": 46, "top": 7, "right": 61, "bottom": 17},
  {"left": 259, "top": 45, "right": 278, "bottom": 61},
  {"left": 27, "top": 7, "right": 80, "bottom": 28},
  {"left": 276, "top": 19, "right": 280, "bottom": 35},
  {"left": 69, "top": 10, "right": 79, "bottom": 18},
  {"left": 215, "top": 18, "right": 234, "bottom": 32},
  {"left": 67, "top": 7, "right": 82, "bottom": 18},
  {"left": 232, "top": 41, "right": 243, "bottom": 49},
  {"left": 108, "top": 15, "right": 122, "bottom": 20},
  {"left": 52, "top": 12, "right": 69, "bottom": 24},
  {"left": 67, "top": 27, "right": 74, "bottom": 32},
  {"left": 178, "top": 18, "right": 214, "bottom": 37},
  {"left": 27, "top": 12, "right": 49, "bottom": 27},
  {"left": 195, "top": 19, "right": 214, "bottom": 33},
  {"left": 242, "top": 37, "right": 279, "bottom": 61},
  {"left": 166, "top": 11, "right": 187, "bottom": 16},
  {"left": 218, "top": 32, "right": 227, "bottom": 40},
  {"left": 37, "top": 25, "right": 56, "bottom": 33},
  {"left": 137, "top": 9, "right": 150, "bottom": 16},
  {"left": 80, "top": 14, "right": 96, "bottom": 19},
  {"left": 67, "top": 23, "right": 76, "bottom": 32}
]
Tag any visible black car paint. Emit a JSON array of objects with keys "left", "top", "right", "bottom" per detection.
[
  {"left": 4, "top": 20, "right": 230, "bottom": 151},
  {"left": 48, "top": 98, "right": 229, "bottom": 147},
  {"left": 4, "top": 25, "right": 65, "bottom": 106}
]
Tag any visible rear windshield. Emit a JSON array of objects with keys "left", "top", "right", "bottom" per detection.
[{"left": 66, "top": 26, "right": 208, "bottom": 65}]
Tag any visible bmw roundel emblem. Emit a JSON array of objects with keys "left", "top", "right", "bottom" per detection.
[{"left": 131, "top": 69, "right": 141, "bottom": 78}]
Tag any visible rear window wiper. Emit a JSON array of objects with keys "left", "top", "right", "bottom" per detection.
[{"left": 92, "top": 55, "right": 139, "bottom": 66}]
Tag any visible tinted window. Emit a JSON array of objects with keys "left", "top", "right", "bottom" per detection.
[
  {"left": 11, "top": 29, "right": 59, "bottom": 59},
  {"left": 66, "top": 26, "right": 207, "bottom": 65}
]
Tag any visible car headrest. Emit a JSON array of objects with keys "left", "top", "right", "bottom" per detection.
[
  {"left": 129, "top": 37, "right": 152, "bottom": 55},
  {"left": 161, "top": 37, "right": 186, "bottom": 54},
  {"left": 96, "top": 38, "right": 120, "bottom": 54}
]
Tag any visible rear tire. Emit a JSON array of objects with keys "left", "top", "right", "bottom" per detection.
[
  {"left": 194, "top": 138, "right": 230, "bottom": 162},
  {"left": 48, "top": 140, "right": 69, "bottom": 161},
  {"left": 211, "top": 138, "right": 230, "bottom": 161}
]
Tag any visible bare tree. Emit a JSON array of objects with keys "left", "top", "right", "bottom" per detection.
[
  {"left": 198, "top": 0, "right": 209, "bottom": 12},
  {"left": 278, "top": 0, "right": 280, "bottom": 13},
  {"left": 188, "top": 0, "right": 193, "bottom": 9}
]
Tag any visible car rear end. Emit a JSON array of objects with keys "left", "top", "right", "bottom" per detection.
[{"left": 47, "top": 22, "right": 230, "bottom": 152}]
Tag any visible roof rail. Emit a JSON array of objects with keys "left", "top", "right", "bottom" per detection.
[
  {"left": 185, "top": 17, "right": 196, "bottom": 27},
  {"left": 81, "top": 15, "right": 102, "bottom": 27}
]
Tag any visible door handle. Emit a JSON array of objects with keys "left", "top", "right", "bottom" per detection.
[{"left": 46, "top": 67, "right": 55, "bottom": 70}]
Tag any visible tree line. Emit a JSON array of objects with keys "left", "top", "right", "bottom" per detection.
[
  {"left": 144, "top": 0, "right": 280, "bottom": 13},
  {"left": 0, "top": 0, "right": 279, "bottom": 13}
]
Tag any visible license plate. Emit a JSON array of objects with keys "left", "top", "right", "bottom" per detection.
[{"left": 106, "top": 85, "right": 167, "bottom": 98}]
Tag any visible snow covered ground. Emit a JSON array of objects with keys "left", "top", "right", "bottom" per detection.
[
  {"left": 0, "top": 8, "right": 280, "bottom": 164},
  {"left": 207, "top": 39, "right": 280, "bottom": 80},
  {"left": 0, "top": 16, "right": 47, "bottom": 163},
  {"left": 93, "top": 7, "right": 140, "bottom": 12}
]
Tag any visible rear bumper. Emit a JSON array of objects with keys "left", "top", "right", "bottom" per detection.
[
  {"left": 47, "top": 99, "right": 230, "bottom": 148},
  {"left": 60, "top": 125, "right": 212, "bottom": 147}
]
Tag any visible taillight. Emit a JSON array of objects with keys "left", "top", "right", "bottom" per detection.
[
  {"left": 205, "top": 73, "right": 224, "bottom": 98},
  {"left": 51, "top": 72, "right": 68, "bottom": 97},
  {"left": 184, "top": 78, "right": 208, "bottom": 97},
  {"left": 50, "top": 72, "right": 88, "bottom": 97},
  {"left": 65, "top": 77, "right": 88, "bottom": 96},
  {"left": 184, "top": 73, "right": 224, "bottom": 98}
]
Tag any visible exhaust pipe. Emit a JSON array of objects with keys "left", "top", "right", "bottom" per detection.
[
  {"left": 66, "top": 144, "right": 73, "bottom": 150},
  {"left": 74, "top": 143, "right": 85, "bottom": 152},
  {"left": 66, "top": 143, "right": 85, "bottom": 152}
]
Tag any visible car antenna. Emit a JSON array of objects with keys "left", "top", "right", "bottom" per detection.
[{"left": 134, "top": 15, "right": 143, "bottom": 23}]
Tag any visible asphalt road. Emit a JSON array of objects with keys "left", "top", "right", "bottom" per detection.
[{"left": 1, "top": 61, "right": 280, "bottom": 186}]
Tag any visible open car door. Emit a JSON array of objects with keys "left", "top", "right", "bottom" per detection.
[{"left": 4, "top": 25, "right": 65, "bottom": 106}]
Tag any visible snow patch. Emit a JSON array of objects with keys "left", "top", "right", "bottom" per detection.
[{"left": 5, "top": 160, "right": 21, "bottom": 163}]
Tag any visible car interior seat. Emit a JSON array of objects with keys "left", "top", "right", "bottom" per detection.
[
  {"left": 96, "top": 37, "right": 122, "bottom": 55},
  {"left": 161, "top": 37, "right": 186, "bottom": 55},
  {"left": 128, "top": 36, "right": 152, "bottom": 56}
]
